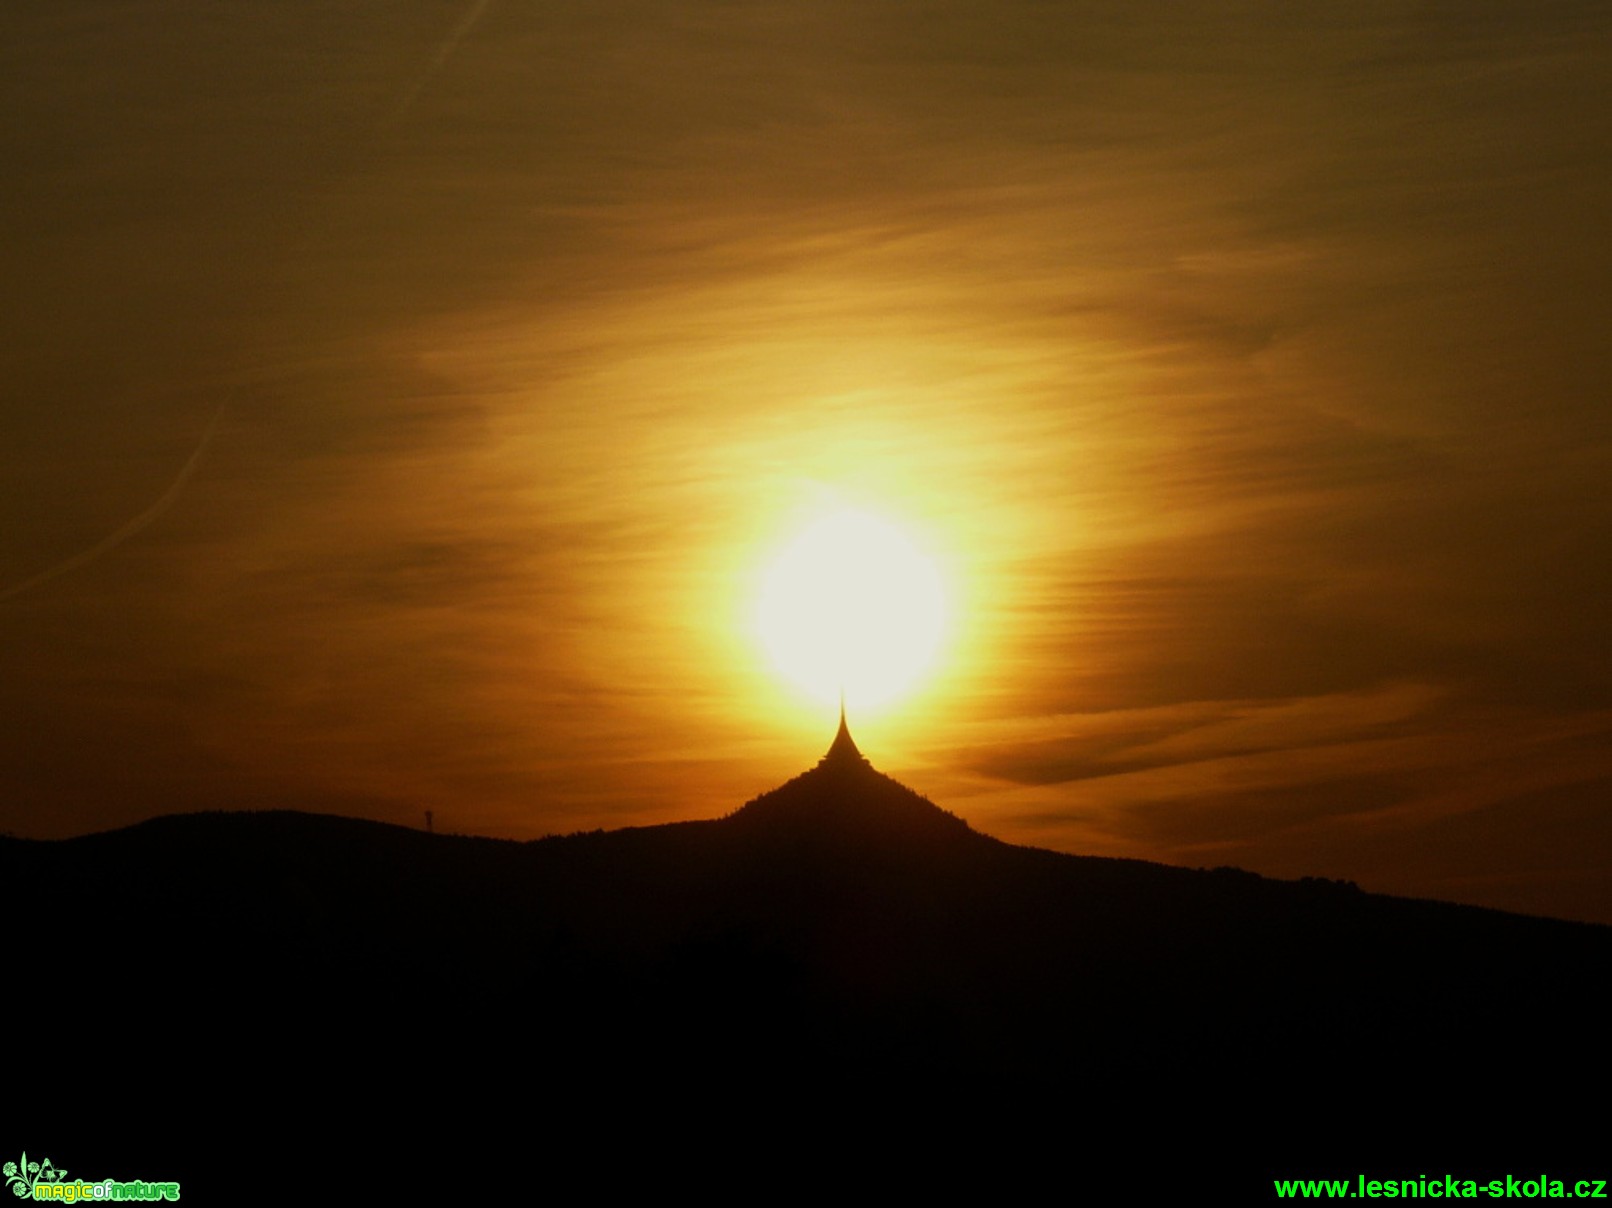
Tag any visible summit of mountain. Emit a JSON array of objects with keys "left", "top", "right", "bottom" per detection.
[{"left": 722, "top": 709, "right": 978, "bottom": 850}]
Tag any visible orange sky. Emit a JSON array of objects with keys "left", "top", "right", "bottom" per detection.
[{"left": 5, "top": 1, "right": 1611, "bottom": 923}]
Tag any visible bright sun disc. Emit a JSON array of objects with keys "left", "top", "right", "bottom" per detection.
[{"left": 756, "top": 508, "right": 946, "bottom": 712}]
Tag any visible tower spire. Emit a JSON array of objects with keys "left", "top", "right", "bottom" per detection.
[{"left": 821, "top": 692, "right": 867, "bottom": 766}]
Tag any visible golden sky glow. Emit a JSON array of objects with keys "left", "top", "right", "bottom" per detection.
[{"left": 4, "top": 2, "right": 1612, "bottom": 924}]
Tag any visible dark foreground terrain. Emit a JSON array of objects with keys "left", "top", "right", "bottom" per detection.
[{"left": 8, "top": 731, "right": 1607, "bottom": 1197}]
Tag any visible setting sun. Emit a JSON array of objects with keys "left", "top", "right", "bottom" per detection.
[{"left": 755, "top": 507, "right": 947, "bottom": 714}]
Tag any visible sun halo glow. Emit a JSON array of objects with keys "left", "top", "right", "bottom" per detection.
[{"left": 755, "top": 508, "right": 947, "bottom": 715}]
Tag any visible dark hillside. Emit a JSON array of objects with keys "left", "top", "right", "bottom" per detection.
[{"left": 7, "top": 740, "right": 1606, "bottom": 1194}]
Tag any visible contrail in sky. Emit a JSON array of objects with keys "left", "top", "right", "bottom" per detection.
[
  {"left": 387, "top": 0, "right": 496, "bottom": 128},
  {"left": 3, "top": 5, "right": 495, "bottom": 606},
  {"left": 0, "top": 400, "right": 227, "bottom": 604}
]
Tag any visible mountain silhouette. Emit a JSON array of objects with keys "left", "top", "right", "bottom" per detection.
[
  {"left": 7, "top": 723, "right": 1607, "bottom": 1194},
  {"left": 726, "top": 707, "right": 976, "bottom": 845}
]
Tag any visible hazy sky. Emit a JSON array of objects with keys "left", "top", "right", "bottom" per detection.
[{"left": 5, "top": 1, "right": 1610, "bottom": 923}]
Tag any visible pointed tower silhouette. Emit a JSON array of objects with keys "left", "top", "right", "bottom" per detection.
[{"left": 819, "top": 696, "right": 870, "bottom": 768}]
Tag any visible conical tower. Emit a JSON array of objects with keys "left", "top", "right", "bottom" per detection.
[{"left": 819, "top": 696, "right": 869, "bottom": 768}]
